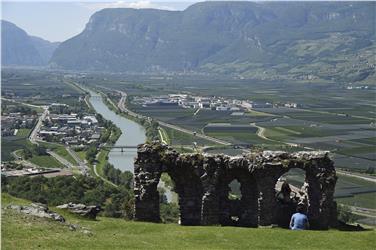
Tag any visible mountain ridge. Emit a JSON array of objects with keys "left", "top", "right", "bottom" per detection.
[
  {"left": 1, "top": 20, "right": 60, "bottom": 66},
  {"left": 49, "top": 1, "right": 375, "bottom": 82}
]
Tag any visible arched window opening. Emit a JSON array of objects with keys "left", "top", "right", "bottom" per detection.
[
  {"left": 228, "top": 179, "right": 242, "bottom": 200},
  {"left": 158, "top": 173, "right": 180, "bottom": 223},
  {"left": 274, "top": 168, "right": 306, "bottom": 228}
]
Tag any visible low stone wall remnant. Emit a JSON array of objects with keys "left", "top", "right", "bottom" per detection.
[{"left": 134, "top": 142, "right": 337, "bottom": 229}]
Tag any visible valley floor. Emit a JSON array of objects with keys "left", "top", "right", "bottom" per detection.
[{"left": 1, "top": 193, "right": 375, "bottom": 250}]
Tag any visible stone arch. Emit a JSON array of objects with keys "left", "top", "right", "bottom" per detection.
[
  {"left": 273, "top": 166, "right": 306, "bottom": 228},
  {"left": 217, "top": 168, "right": 259, "bottom": 227},
  {"left": 166, "top": 160, "right": 204, "bottom": 226}
]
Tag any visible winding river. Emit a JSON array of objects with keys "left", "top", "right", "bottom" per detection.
[{"left": 88, "top": 90, "right": 146, "bottom": 172}]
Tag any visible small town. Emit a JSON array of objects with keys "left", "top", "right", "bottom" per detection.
[
  {"left": 132, "top": 93, "right": 298, "bottom": 112},
  {"left": 39, "top": 103, "right": 102, "bottom": 146},
  {"left": 1, "top": 111, "right": 37, "bottom": 137}
]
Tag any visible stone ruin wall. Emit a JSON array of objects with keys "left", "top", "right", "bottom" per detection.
[{"left": 134, "top": 142, "right": 338, "bottom": 229}]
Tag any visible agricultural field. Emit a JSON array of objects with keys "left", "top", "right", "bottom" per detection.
[
  {"left": 84, "top": 74, "right": 375, "bottom": 173},
  {"left": 1, "top": 69, "right": 84, "bottom": 107},
  {"left": 162, "top": 126, "right": 217, "bottom": 146}
]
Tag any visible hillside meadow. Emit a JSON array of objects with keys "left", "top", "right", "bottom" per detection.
[{"left": 2, "top": 193, "right": 375, "bottom": 250}]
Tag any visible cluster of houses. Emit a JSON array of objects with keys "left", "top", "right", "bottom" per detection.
[
  {"left": 1, "top": 163, "right": 71, "bottom": 178},
  {"left": 1, "top": 112, "right": 37, "bottom": 137},
  {"left": 132, "top": 94, "right": 299, "bottom": 112},
  {"left": 133, "top": 94, "right": 245, "bottom": 112},
  {"left": 38, "top": 106, "right": 102, "bottom": 145}
]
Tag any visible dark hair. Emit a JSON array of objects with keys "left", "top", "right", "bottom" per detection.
[
  {"left": 281, "top": 181, "right": 291, "bottom": 194},
  {"left": 297, "top": 205, "right": 305, "bottom": 213}
]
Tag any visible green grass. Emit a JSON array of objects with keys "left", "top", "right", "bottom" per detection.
[
  {"left": 2, "top": 193, "right": 375, "bottom": 250},
  {"left": 1, "top": 137, "right": 29, "bottom": 161},
  {"left": 16, "top": 128, "right": 31, "bottom": 137},
  {"left": 52, "top": 146, "right": 78, "bottom": 165},
  {"left": 163, "top": 126, "right": 217, "bottom": 146},
  {"left": 246, "top": 109, "right": 275, "bottom": 117},
  {"left": 158, "top": 127, "right": 171, "bottom": 144},
  {"left": 337, "top": 146, "right": 376, "bottom": 156},
  {"left": 29, "top": 155, "right": 64, "bottom": 169},
  {"left": 336, "top": 192, "right": 376, "bottom": 209},
  {"left": 95, "top": 150, "right": 109, "bottom": 177},
  {"left": 38, "top": 142, "right": 78, "bottom": 166},
  {"left": 75, "top": 150, "right": 86, "bottom": 161},
  {"left": 206, "top": 131, "right": 279, "bottom": 146}
]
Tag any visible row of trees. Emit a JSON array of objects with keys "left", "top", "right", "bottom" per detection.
[
  {"left": 22, "top": 144, "right": 48, "bottom": 160},
  {"left": 85, "top": 113, "right": 121, "bottom": 164},
  {"left": 2, "top": 175, "right": 135, "bottom": 219},
  {"left": 139, "top": 119, "right": 159, "bottom": 141},
  {"left": 2, "top": 104, "right": 38, "bottom": 116},
  {"left": 103, "top": 163, "right": 133, "bottom": 188}
]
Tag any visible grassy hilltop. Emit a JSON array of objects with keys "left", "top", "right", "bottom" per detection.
[{"left": 2, "top": 193, "right": 375, "bottom": 250}]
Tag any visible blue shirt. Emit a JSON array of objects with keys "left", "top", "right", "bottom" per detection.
[{"left": 290, "top": 212, "right": 309, "bottom": 230}]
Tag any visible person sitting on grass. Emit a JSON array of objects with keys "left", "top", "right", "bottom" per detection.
[{"left": 289, "top": 205, "right": 310, "bottom": 230}]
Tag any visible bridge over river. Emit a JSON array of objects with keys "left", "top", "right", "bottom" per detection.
[{"left": 99, "top": 145, "right": 138, "bottom": 152}]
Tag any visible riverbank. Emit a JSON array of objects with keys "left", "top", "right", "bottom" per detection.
[{"left": 80, "top": 87, "right": 146, "bottom": 173}]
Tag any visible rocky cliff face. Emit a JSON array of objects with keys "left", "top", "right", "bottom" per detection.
[{"left": 50, "top": 1, "right": 374, "bottom": 81}]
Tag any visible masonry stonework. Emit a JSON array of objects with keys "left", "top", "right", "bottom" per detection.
[{"left": 134, "top": 142, "right": 337, "bottom": 229}]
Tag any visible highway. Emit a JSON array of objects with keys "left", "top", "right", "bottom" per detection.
[{"left": 29, "top": 106, "right": 49, "bottom": 144}]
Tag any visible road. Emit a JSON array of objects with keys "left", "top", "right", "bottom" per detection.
[
  {"left": 47, "top": 150, "right": 73, "bottom": 168},
  {"left": 1, "top": 97, "right": 46, "bottom": 109},
  {"left": 92, "top": 140, "right": 118, "bottom": 187},
  {"left": 93, "top": 163, "right": 118, "bottom": 188},
  {"left": 1, "top": 96, "right": 49, "bottom": 146},
  {"left": 114, "top": 89, "right": 231, "bottom": 146},
  {"left": 29, "top": 107, "right": 49, "bottom": 145},
  {"left": 15, "top": 97, "right": 90, "bottom": 174},
  {"left": 337, "top": 170, "right": 376, "bottom": 183},
  {"left": 251, "top": 122, "right": 315, "bottom": 150}
]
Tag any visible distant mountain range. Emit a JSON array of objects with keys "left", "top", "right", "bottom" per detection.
[
  {"left": 3, "top": 2, "right": 375, "bottom": 82},
  {"left": 1, "top": 20, "right": 60, "bottom": 66}
]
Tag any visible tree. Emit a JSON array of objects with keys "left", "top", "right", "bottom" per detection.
[
  {"left": 337, "top": 205, "right": 357, "bottom": 224},
  {"left": 365, "top": 167, "right": 375, "bottom": 175}
]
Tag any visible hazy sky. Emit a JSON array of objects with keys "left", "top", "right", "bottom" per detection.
[{"left": 1, "top": 1, "right": 197, "bottom": 42}]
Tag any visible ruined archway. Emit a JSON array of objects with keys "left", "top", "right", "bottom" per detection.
[
  {"left": 217, "top": 168, "right": 259, "bottom": 227},
  {"left": 158, "top": 173, "right": 180, "bottom": 223},
  {"left": 274, "top": 168, "right": 306, "bottom": 228},
  {"left": 134, "top": 143, "right": 337, "bottom": 229},
  {"left": 165, "top": 156, "right": 204, "bottom": 226}
]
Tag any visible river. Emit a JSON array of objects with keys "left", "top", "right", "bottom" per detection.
[{"left": 88, "top": 90, "right": 146, "bottom": 172}]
